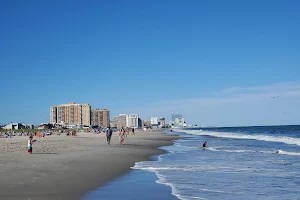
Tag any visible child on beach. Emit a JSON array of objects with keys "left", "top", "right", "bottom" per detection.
[{"left": 27, "top": 136, "right": 36, "bottom": 154}]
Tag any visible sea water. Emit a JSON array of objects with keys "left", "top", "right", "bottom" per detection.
[{"left": 132, "top": 125, "right": 300, "bottom": 200}]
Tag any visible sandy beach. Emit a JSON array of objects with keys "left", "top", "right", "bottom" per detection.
[{"left": 0, "top": 130, "right": 179, "bottom": 200}]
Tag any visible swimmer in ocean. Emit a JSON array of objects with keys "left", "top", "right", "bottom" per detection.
[{"left": 202, "top": 141, "right": 207, "bottom": 148}]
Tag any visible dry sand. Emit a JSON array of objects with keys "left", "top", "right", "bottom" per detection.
[{"left": 0, "top": 131, "right": 179, "bottom": 200}]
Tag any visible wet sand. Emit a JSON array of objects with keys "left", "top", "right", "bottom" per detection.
[{"left": 0, "top": 131, "right": 179, "bottom": 200}]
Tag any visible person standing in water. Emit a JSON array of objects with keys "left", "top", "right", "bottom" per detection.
[{"left": 202, "top": 141, "right": 207, "bottom": 148}]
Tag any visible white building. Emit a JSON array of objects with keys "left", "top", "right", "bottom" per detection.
[
  {"left": 127, "top": 114, "right": 139, "bottom": 128},
  {"left": 151, "top": 117, "right": 158, "bottom": 125},
  {"left": 3, "top": 123, "right": 24, "bottom": 130},
  {"left": 175, "top": 117, "right": 185, "bottom": 126},
  {"left": 159, "top": 117, "right": 166, "bottom": 126}
]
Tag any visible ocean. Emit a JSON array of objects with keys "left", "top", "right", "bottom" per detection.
[{"left": 84, "top": 125, "right": 300, "bottom": 200}]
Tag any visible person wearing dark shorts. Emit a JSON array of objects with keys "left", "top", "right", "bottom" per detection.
[{"left": 106, "top": 127, "right": 113, "bottom": 145}]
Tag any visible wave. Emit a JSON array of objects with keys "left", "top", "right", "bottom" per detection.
[
  {"left": 206, "top": 147, "right": 300, "bottom": 156},
  {"left": 206, "top": 147, "right": 260, "bottom": 153},
  {"left": 171, "top": 141, "right": 300, "bottom": 157},
  {"left": 275, "top": 150, "right": 300, "bottom": 156},
  {"left": 182, "top": 130, "right": 300, "bottom": 146},
  {"left": 131, "top": 164, "right": 187, "bottom": 200}
]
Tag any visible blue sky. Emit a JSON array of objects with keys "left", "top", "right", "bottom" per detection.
[{"left": 0, "top": 0, "right": 299, "bottom": 126}]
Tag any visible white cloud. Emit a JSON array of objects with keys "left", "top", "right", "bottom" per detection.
[
  {"left": 221, "top": 87, "right": 241, "bottom": 93},
  {"left": 120, "top": 81, "right": 300, "bottom": 126},
  {"left": 221, "top": 81, "right": 300, "bottom": 95}
]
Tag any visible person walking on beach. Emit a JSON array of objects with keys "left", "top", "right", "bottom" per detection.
[
  {"left": 119, "top": 127, "right": 125, "bottom": 145},
  {"left": 27, "top": 136, "right": 36, "bottom": 154},
  {"left": 106, "top": 127, "right": 113, "bottom": 145},
  {"left": 125, "top": 127, "right": 129, "bottom": 138},
  {"left": 132, "top": 128, "right": 135, "bottom": 135}
]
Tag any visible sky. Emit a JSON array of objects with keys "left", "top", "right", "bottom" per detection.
[{"left": 0, "top": 0, "right": 299, "bottom": 127}]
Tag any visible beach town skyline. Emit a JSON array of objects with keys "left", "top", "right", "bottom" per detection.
[{"left": 1, "top": 101, "right": 185, "bottom": 130}]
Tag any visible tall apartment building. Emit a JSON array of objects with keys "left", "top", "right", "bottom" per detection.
[
  {"left": 151, "top": 117, "right": 158, "bottom": 125},
  {"left": 159, "top": 117, "right": 166, "bottom": 126},
  {"left": 50, "top": 102, "right": 91, "bottom": 126},
  {"left": 50, "top": 106, "right": 57, "bottom": 124},
  {"left": 118, "top": 114, "right": 128, "bottom": 127},
  {"left": 127, "top": 114, "right": 139, "bottom": 128},
  {"left": 82, "top": 104, "right": 91, "bottom": 126},
  {"left": 91, "top": 108, "right": 110, "bottom": 128},
  {"left": 101, "top": 109, "right": 110, "bottom": 127},
  {"left": 110, "top": 114, "right": 128, "bottom": 130}
]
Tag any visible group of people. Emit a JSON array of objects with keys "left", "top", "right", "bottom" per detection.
[{"left": 106, "top": 127, "right": 135, "bottom": 145}]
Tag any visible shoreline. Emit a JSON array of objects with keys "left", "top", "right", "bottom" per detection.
[
  {"left": 0, "top": 131, "right": 179, "bottom": 200},
  {"left": 82, "top": 169, "right": 178, "bottom": 200}
]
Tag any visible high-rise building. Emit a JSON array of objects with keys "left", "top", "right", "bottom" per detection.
[
  {"left": 119, "top": 114, "right": 128, "bottom": 127},
  {"left": 138, "top": 118, "right": 142, "bottom": 128},
  {"left": 50, "top": 106, "right": 57, "bottom": 124},
  {"left": 110, "top": 114, "right": 127, "bottom": 130},
  {"left": 110, "top": 116, "right": 119, "bottom": 128},
  {"left": 175, "top": 117, "right": 185, "bottom": 126},
  {"left": 172, "top": 112, "right": 182, "bottom": 121},
  {"left": 159, "top": 117, "right": 166, "bottom": 126},
  {"left": 50, "top": 102, "right": 91, "bottom": 126},
  {"left": 101, "top": 109, "right": 110, "bottom": 128},
  {"left": 81, "top": 104, "right": 91, "bottom": 126},
  {"left": 151, "top": 117, "right": 158, "bottom": 125},
  {"left": 127, "top": 114, "right": 139, "bottom": 128},
  {"left": 91, "top": 108, "right": 110, "bottom": 127},
  {"left": 91, "top": 109, "right": 100, "bottom": 127}
]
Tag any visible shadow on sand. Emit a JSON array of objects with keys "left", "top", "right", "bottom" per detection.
[
  {"left": 116, "top": 144, "right": 144, "bottom": 147},
  {"left": 33, "top": 152, "right": 58, "bottom": 155}
]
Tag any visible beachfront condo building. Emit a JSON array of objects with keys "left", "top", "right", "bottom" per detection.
[
  {"left": 127, "top": 114, "right": 139, "bottom": 128},
  {"left": 159, "top": 117, "right": 166, "bottom": 126},
  {"left": 118, "top": 114, "right": 128, "bottom": 127},
  {"left": 82, "top": 104, "right": 91, "bottom": 126},
  {"left": 110, "top": 116, "right": 121, "bottom": 129},
  {"left": 151, "top": 117, "right": 158, "bottom": 125},
  {"left": 50, "top": 106, "right": 57, "bottom": 124},
  {"left": 91, "top": 108, "right": 110, "bottom": 128},
  {"left": 50, "top": 102, "right": 91, "bottom": 126},
  {"left": 110, "top": 114, "right": 141, "bottom": 129}
]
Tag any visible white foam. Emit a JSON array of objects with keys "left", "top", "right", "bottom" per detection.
[
  {"left": 183, "top": 130, "right": 300, "bottom": 146},
  {"left": 131, "top": 166, "right": 183, "bottom": 171},
  {"left": 155, "top": 172, "right": 187, "bottom": 200},
  {"left": 206, "top": 147, "right": 264, "bottom": 153},
  {"left": 132, "top": 162, "right": 188, "bottom": 200},
  {"left": 275, "top": 150, "right": 300, "bottom": 156},
  {"left": 206, "top": 147, "right": 300, "bottom": 156}
]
